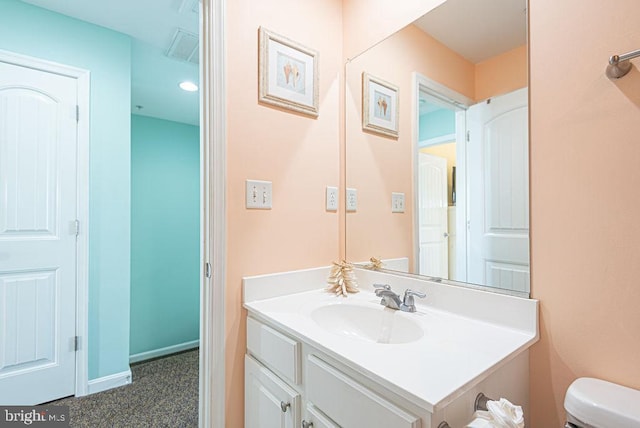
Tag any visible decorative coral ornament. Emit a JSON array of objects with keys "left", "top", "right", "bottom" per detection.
[{"left": 326, "top": 260, "right": 359, "bottom": 297}]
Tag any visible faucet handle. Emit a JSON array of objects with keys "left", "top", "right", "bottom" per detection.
[
  {"left": 373, "top": 283, "right": 391, "bottom": 291},
  {"left": 404, "top": 289, "right": 426, "bottom": 299},
  {"left": 402, "top": 289, "right": 426, "bottom": 309}
]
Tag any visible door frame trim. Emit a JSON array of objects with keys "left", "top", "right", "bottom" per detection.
[
  {"left": 0, "top": 49, "right": 91, "bottom": 397},
  {"left": 200, "top": 0, "right": 226, "bottom": 426}
]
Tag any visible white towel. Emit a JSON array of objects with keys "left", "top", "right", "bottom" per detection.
[
  {"left": 465, "top": 398, "right": 524, "bottom": 428},
  {"left": 465, "top": 411, "right": 496, "bottom": 428}
]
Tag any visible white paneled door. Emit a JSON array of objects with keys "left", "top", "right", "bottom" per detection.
[
  {"left": 0, "top": 60, "right": 78, "bottom": 404},
  {"left": 467, "top": 88, "right": 529, "bottom": 292},
  {"left": 418, "top": 152, "right": 449, "bottom": 279}
]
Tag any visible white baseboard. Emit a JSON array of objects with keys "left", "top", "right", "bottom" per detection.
[
  {"left": 129, "top": 340, "right": 199, "bottom": 364},
  {"left": 87, "top": 369, "right": 132, "bottom": 395}
]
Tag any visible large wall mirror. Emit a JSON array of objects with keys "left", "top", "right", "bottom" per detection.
[{"left": 345, "top": 0, "right": 530, "bottom": 297}]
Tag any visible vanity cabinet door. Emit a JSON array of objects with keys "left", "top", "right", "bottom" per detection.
[
  {"left": 304, "top": 403, "right": 341, "bottom": 428},
  {"left": 246, "top": 355, "right": 301, "bottom": 428}
]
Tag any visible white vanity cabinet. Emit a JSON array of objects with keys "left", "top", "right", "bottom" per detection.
[
  {"left": 246, "top": 316, "right": 423, "bottom": 428},
  {"left": 243, "top": 268, "right": 537, "bottom": 428}
]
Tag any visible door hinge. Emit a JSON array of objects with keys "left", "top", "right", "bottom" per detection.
[
  {"left": 205, "top": 262, "right": 212, "bottom": 279},
  {"left": 74, "top": 336, "right": 80, "bottom": 351},
  {"left": 76, "top": 105, "right": 79, "bottom": 122},
  {"left": 466, "top": 130, "right": 470, "bottom": 142},
  {"left": 74, "top": 219, "right": 80, "bottom": 236}
]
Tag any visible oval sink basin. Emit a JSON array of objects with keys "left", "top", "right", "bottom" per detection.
[{"left": 310, "top": 304, "right": 424, "bottom": 344}]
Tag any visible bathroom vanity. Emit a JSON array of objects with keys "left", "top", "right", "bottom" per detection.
[{"left": 243, "top": 267, "right": 538, "bottom": 427}]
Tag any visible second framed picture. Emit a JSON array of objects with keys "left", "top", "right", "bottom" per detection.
[{"left": 362, "top": 73, "right": 399, "bottom": 138}]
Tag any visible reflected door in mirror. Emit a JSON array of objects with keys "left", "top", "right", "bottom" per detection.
[
  {"left": 418, "top": 153, "right": 449, "bottom": 278},
  {"left": 467, "top": 88, "right": 529, "bottom": 293}
]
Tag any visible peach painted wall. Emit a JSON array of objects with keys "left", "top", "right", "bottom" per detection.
[
  {"left": 345, "top": 24, "right": 475, "bottom": 268},
  {"left": 529, "top": 0, "right": 640, "bottom": 426},
  {"left": 225, "top": 0, "right": 342, "bottom": 425},
  {"left": 475, "top": 44, "right": 527, "bottom": 101},
  {"left": 342, "top": 0, "right": 445, "bottom": 60}
]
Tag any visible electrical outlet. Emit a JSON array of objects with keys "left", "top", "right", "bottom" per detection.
[
  {"left": 246, "top": 179, "right": 272, "bottom": 209},
  {"left": 326, "top": 186, "right": 338, "bottom": 211},
  {"left": 391, "top": 192, "right": 405, "bottom": 213},
  {"left": 346, "top": 188, "right": 357, "bottom": 212}
]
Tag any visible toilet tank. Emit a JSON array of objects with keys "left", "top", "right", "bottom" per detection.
[{"left": 564, "top": 377, "right": 640, "bottom": 427}]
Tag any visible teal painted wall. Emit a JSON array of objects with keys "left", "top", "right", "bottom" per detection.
[
  {"left": 0, "top": 0, "right": 131, "bottom": 380},
  {"left": 419, "top": 108, "right": 456, "bottom": 143},
  {"left": 130, "top": 115, "right": 200, "bottom": 357}
]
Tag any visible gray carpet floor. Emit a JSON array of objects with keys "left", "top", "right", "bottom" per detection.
[{"left": 50, "top": 349, "right": 199, "bottom": 428}]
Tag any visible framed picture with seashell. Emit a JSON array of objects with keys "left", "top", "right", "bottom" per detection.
[
  {"left": 259, "top": 27, "right": 319, "bottom": 117},
  {"left": 362, "top": 73, "right": 399, "bottom": 138}
]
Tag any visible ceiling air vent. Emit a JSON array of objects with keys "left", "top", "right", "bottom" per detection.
[
  {"left": 178, "top": 0, "right": 200, "bottom": 15},
  {"left": 166, "top": 28, "right": 199, "bottom": 65}
]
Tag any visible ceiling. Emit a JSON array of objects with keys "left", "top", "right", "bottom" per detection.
[
  {"left": 414, "top": 0, "right": 527, "bottom": 64},
  {"left": 21, "top": 0, "right": 200, "bottom": 125}
]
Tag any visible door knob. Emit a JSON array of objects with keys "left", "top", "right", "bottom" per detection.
[
  {"left": 280, "top": 401, "right": 291, "bottom": 412},
  {"left": 443, "top": 232, "right": 449, "bottom": 238},
  {"left": 302, "top": 421, "right": 314, "bottom": 428}
]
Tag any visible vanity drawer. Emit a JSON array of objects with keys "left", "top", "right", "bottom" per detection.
[
  {"left": 247, "top": 316, "right": 301, "bottom": 385},
  {"left": 306, "top": 355, "right": 420, "bottom": 428}
]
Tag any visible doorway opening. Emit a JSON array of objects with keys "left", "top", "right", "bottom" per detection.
[
  {"left": 414, "top": 75, "right": 469, "bottom": 283},
  {"left": 0, "top": 0, "right": 224, "bottom": 425}
]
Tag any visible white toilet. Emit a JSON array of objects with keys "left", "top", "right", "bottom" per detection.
[{"left": 564, "top": 377, "right": 640, "bottom": 427}]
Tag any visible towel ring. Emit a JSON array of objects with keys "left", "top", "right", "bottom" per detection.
[{"left": 475, "top": 392, "right": 494, "bottom": 411}]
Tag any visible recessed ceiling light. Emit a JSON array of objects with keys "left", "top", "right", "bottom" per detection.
[{"left": 179, "top": 81, "right": 198, "bottom": 92}]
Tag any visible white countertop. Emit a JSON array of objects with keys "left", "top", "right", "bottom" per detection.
[{"left": 244, "top": 271, "right": 538, "bottom": 412}]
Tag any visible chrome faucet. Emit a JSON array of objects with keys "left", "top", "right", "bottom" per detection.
[{"left": 373, "top": 284, "right": 426, "bottom": 312}]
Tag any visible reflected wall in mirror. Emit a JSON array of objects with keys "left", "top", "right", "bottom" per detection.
[{"left": 346, "top": 0, "right": 530, "bottom": 296}]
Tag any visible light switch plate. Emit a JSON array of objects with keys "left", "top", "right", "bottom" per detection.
[
  {"left": 246, "top": 179, "right": 272, "bottom": 209},
  {"left": 346, "top": 188, "right": 357, "bottom": 212},
  {"left": 391, "top": 192, "right": 405, "bottom": 213},
  {"left": 326, "top": 186, "right": 338, "bottom": 211}
]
